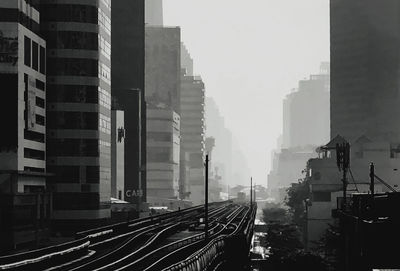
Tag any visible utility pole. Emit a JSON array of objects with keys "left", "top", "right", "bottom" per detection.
[
  {"left": 205, "top": 154, "right": 209, "bottom": 241},
  {"left": 250, "top": 177, "right": 252, "bottom": 210},
  {"left": 336, "top": 142, "right": 350, "bottom": 209},
  {"left": 369, "top": 162, "right": 374, "bottom": 196}
]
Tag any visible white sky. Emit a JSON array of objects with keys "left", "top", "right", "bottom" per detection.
[{"left": 163, "top": 0, "right": 330, "bottom": 185}]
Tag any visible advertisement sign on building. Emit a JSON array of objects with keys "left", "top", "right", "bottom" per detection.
[
  {"left": 0, "top": 30, "right": 18, "bottom": 69},
  {"left": 27, "top": 77, "right": 36, "bottom": 131}
]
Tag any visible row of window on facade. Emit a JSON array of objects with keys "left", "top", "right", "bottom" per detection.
[{"left": 24, "top": 36, "right": 45, "bottom": 74}]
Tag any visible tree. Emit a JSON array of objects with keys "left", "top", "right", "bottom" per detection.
[
  {"left": 262, "top": 202, "right": 289, "bottom": 224},
  {"left": 285, "top": 178, "right": 310, "bottom": 229}
]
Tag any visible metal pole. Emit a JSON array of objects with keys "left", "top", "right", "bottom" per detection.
[
  {"left": 205, "top": 155, "right": 209, "bottom": 241},
  {"left": 250, "top": 177, "right": 252, "bottom": 209},
  {"left": 370, "top": 162, "right": 374, "bottom": 196},
  {"left": 342, "top": 167, "right": 347, "bottom": 210}
]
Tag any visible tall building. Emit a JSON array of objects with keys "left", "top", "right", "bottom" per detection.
[
  {"left": 0, "top": 0, "right": 50, "bottom": 250},
  {"left": 146, "top": 107, "right": 180, "bottom": 201},
  {"left": 145, "top": 0, "right": 163, "bottom": 26},
  {"left": 145, "top": 26, "right": 181, "bottom": 113},
  {"left": 282, "top": 63, "right": 330, "bottom": 148},
  {"left": 331, "top": 0, "right": 400, "bottom": 144},
  {"left": 112, "top": 0, "right": 147, "bottom": 213},
  {"left": 39, "top": 1, "right": 112, "bottom": 229},
  {"left": 180, "top": 71, "right": 206, "bottom": 205},
  {"left": 205, "top": 97, "right": 233, "bottom": 187},
  {"left": 181, "top": 42, "right": 193, "bottom": 76},
  {"left": 268, "top": 63, "right": 330, "bottom": 200}
]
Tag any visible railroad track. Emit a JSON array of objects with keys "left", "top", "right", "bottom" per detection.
[
  {"left": 109, "top": 206, "right": 247, "bottom": 271},
  {"left": 0, "top": 201, "right": 235, "bottom": 271}
]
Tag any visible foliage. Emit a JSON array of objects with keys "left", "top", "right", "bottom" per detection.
[
  {"left": 261, "top": 202, "right": 289, "bottom": 224},
  {"left": 285, "top": 178, "right": 310, "bottom": 228},
  {"left": 266, "top": 222, "right": 303, "bottom": 259},
  {"left": 313, "top": 223, "right": 341, "bottom": 270}
]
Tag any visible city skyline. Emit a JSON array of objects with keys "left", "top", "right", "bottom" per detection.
[{"left": 163, "top": 0, "right": 330, "bottom": 183}]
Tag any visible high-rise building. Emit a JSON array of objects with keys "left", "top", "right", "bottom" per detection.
[
  {"left": 112, "top": 0, "right": 147, "bottom": 213},
  {"left": 146, "top": 107, "right": 180, "bottom": 200},
  {"left": 39, "top": 1, "right": 112, "bottom": 229},
  {"left": 181, "top": 42, "right": 193, "bottom": 76},
  {"left": 282, "top": 63, "right": 330, "bottom": 148},
  {"left": 145, "top": 26, "right": 181, "bottom": 113},
  {"left": 331, "top": 0, "right": 400, "bottom": 143},
  {"left": 180, "top": 71, "right": 206, "bottom": 205},
  {"left": 0, "top": 0, "right": 50, "bottom": 250},
  {"left": 145, "top": 0, "right": 163, "bottom": 26}
]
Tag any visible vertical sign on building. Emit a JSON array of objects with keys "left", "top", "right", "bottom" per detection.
[{"left": 27, "top": 77, "right": 36, "bottom": 130}]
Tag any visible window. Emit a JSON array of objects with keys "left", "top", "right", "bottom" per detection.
[
  {"left": 24, "top": 148, "right": 45, "bottom": 160},
  {"left": 147, "top": 132, "right": 172, "bottom": 142},
  {"left": 43, "top": 31, "right": 98, "bottom": 50},
  {"left": 99, "top": 35, "right": 111, "bottom": 60},
  {"left": 32, "top": 41, "right": 38, "bottom": 71},
  {"left": 36, "top": 79, "right": 45, "bottom": 91},
  {"left": 98, "top": 8, "right": 111, "bottom": 35},
  {"left": 312, "top": 192, "right": 331, "bottom": 202},
  {"left": 39, "top": 46, "right": 45, "bottom": 74},
  {"left": 24, "top": 36, "right": 31, "bottom": 67},
  {"left": 86, "top": 166, "right": 99, "bottom": 183},
  {"left": 24, "top": 130, "right": 45, "bottom": 143},
  {"left": 36, "top": 114, "right": 45, "bottom": 126},
  {"left": 47, "top": 138, "right": 99, "bottom": 157},
  {"left": 47, "top": 166, "right": 80, "bottom": 183},
  {"left": 99, "top": 113, "right": 111, "bottom": 134},
  {"left": 40, "top": 5, "right": 98, "bottom": 23},
  {"left": 47, "top": 58, "right": 98, "bottom": 77},
  {"left": 47, "top": 85, "right": 98, "bottom": 103},
  {"left": 147, "top": 147, "right": 172, "bottom": 163},
  {"left": 99, "top": 62, "right": 110, "bottom": 85},
  {"left": 48, "top": 112, "right": 98, "bottom": 130},
  {"left": 36, "top": 97, "right": 44, "bottom": 108},
  {"left": 99, "top": 87, "right": 111, "bottom": 109}
]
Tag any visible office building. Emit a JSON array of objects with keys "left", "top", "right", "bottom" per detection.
[
  {"left": 112, "top": 0, "right": 147, "bottom": 213},
  {"left": 146, "top": 107, "right": 180, "bottom": 201},
  {"left": 331, "top": 0, "right": 400, "bottom": 143},
  {"left": 145, "top": 26, "right": 181, "bottom": 113},
  {"left": 0, "top": 0, "right": 50, "bottom": 250},
  {"left": 39, "top": 0, "right": 112, "bottom": 228},
  {"left": 180, "top": 71, "right": 206, "bottom": 205},
  {"left": 181, "top": 42, "right": 193, "bottom": 76}
]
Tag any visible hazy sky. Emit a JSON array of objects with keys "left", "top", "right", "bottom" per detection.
[{"left": 163, "top": 0, "right": 330, "bottom": 185}]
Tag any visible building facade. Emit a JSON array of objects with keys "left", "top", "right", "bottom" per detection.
[
  {"left": 111, "top": 110, "right": 124, "bottom": 200},
  {"left": 0, "top": 0, "right": 50, "bottom": 250},
  {"left": 331, "top": 0, "right": 400, "bottom": 144},
  {"left": 180, "top": 71, "right": 206, "bottom": 205},
  {"left": 112, "top": 0, "right": 147, "bottom": 213},
  {"left": 146, "top": 107, "right": 180, "bottom": 200},
  {"left": 39, "top": 0, "right": 112, "bottom": 228}
]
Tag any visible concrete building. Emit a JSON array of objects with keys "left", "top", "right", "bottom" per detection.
[
  {"left": 181, "top": 42, "right": 193, "bottom": 76},
  {"left": 146, "top": 107, "right": 180, "bottom": 200},
  {"left": 268, "top": 63, "right": 330, "bottom": 200},
  {"left": 111, "top": 110, "right": 124, "bottom": 200},
  {"left": 112, "top": 0, "right": 147, "bottom": 214},
  {"left": 180, "top": 71, "right": 206, "bottom": 205},
  {"left": 38, "top": 0, "right": 112, "bottom": 229},
  {"left": 282, "top": 63, "right": 330, "bottom": 149},
  {"left": 205, "top": 97, "right": 234, "bottom": 188},
  {"left": 331, "top": 0, "right": 400, "bottom": 144},
  {"left": 304, "top": 135, "right": 400, "bottom": 249},
  {"left": 145, "top": 26, "right": 181, "bottom": 113},
  {"left": 145, "top": 0, "right": 163, "bottom": 26},
  {"left": 0, "top": 0, "right": 50, "bottom": 251}
]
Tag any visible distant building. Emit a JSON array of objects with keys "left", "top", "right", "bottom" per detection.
[
  {"left": 268, "top": 63, "right": 329, "bottom": 200},
  {"left": 282, "top": 63, "right": 330, "bottom": 149},
  {"left": 181, "top": 43, "right": 193, "bottom": 76},
  {"left": 145, "top": 0, "right": 163, "bottom": 26},
  {"left": 331, "top": 0, "right": 400, "bottom": 144},
  {"left": 39, "top": 0, "right": 112, "bottom": 230},
  {"left": 146, "top": 107, "right": 180, "bottom": 200},
  {"left": 0, "top": 0, "right": 49, "bottom": 251},
  {"left": 180, "top": 71, "right": 206, "bottom": 205},
  {"left": 145, "top": 26, "right": 181, "bottom": 113},
  {"left": 112, "top": 0, "right": 147, "bottom": 213}
]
